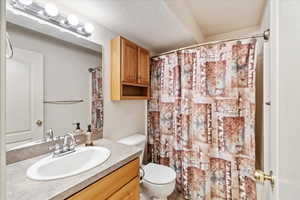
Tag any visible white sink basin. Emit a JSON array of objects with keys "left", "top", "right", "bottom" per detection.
[{"left": 27, "top": 146, "right": 111, "bottom": 181}]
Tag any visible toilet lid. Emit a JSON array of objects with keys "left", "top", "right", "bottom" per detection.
[{"left": 143, "top": 163, "right": 176, "bottom": 185}]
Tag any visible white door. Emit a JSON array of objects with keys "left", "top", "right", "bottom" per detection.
[
  {"left": 5, "top": 48, "right": 44, "bottom": 144},
  {"left": 260, "top": 0, "right": 300, "bottom": 199},
  {"left": 271, "top": 0, "right": 300, "bottom": 199}
]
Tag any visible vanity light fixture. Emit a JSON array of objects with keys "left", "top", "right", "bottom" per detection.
[
  {"left": 44, "top": 3, "right": 59, "bottom": 17},
  {"left": 67, "top": 14, "right": 79, "bottom": 26},
  {"left": 9, "top": 0, "right": 95, "bottom": 37},
  {"left": 84, "top": 23, "right": 95, "bottom": 34}
]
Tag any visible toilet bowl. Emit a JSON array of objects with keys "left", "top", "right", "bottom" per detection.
[
  {"left": 142, "top": 163, "right": 176, "bottom": 200},
  {"left": 117, "top": 134, "right": 176, "bottom": 200}
]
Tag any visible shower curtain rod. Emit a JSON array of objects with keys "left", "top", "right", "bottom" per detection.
[{"left": 151, "top": 29, "right": 270, "bottom": 59}]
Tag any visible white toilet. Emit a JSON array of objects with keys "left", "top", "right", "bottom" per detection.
[{"left": 118, "top": 134, "right": 176, "bottom": 200}]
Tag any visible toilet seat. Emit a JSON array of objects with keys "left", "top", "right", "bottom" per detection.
[{"left": 143, "top": 163, "right": 176, "bottom": 185}]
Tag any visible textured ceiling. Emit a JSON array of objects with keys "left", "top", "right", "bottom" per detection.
[
  {"left": 186, "top": 0, "right": 266, "bottom": 36},
  {"left": 38, "top": 0, "right": 267, "bottom": 53}
]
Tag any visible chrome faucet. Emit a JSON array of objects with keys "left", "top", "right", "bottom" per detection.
[{"left": 50, "top": 133, "right": 77, "bottom": 158}]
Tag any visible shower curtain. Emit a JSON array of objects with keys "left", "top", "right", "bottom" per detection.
[
  {"left": 147, "top": 39, "right": 257, "bottom": 200},
  {"left": 91, "top": 68, "right": 103, "bottom": 136}
]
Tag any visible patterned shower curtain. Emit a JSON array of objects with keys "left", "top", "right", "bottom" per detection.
[
  {"left": 147, "top": 39, "right": 257, "bottom": 200},
  {"left": 91, "top": 68, "right": 103, "bottom": 136}
]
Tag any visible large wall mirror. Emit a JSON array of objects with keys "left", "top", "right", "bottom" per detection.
[{"left": 6, "top": 19, "right": 103, "bottom": 150}]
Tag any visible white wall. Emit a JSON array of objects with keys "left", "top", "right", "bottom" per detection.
[
  {"left": 260, "top": 2, "right": 270, "bottom": 32},
  {"left": 205, "top": 26, "right": 261, "bottom": 42},
  {"left": 7, "top": 23, "right": 99, "bottom": 137},
  {"left": 80, "top": 13, "right": 146, "bottom": 141}
]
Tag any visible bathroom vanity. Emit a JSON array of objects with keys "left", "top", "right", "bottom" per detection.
[
  {"left": 6, "top": 139, "right": 142, "bottom": 200},
  {"left": 67, "top": 158, "right": 139, "bottom": 200}
]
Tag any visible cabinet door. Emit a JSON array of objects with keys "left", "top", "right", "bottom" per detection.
[
  {"left": 67, "top": 159, "right": 139, "bottom": 200},
  {"left": 138, "top": 48, "right": 150, "bottom": 85},
  {"left": 107, "top": 177, "right": 140, "bottom": 200},
  {"left": 121, "top": 38, "right": 138, "bottom": 83}
]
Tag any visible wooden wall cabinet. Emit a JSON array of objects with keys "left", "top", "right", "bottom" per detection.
[
  {"left": 67, "top": 159, "right": 140, "bottom": 200},
  {"left": 111, "top": 36, "right": 150, "bottom": 100},
  {"left": 138, "top": 47, "right": 150, "bottom": 85}
]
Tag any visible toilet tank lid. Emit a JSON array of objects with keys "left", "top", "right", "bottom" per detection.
[{"left": 117, "top": 134, "right": 146, "bottom": 146}]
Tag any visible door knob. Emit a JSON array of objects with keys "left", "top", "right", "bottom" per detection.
[
  {"left": 255, "top": 170, "right": 275, "bottom": 189},
  {"left": 36, "top": 120, "right": 43, "bottom": 126}
]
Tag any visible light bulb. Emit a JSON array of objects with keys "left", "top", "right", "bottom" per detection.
[
  {"left": 77, "top": 26, "right": 83, "bottom": 33},
  {"left": 84, "top": 23, "right": 95, "bottom": 34},
  {"left": 37, "top": 10, "right": 44, "bottom": 16},
  {"left": 60, "top": 19, "right": 66, "bottom": 25},
  {"left": 67, "top": 14, "right": 79, "bottom": 26},
  {"left": 45, "top": 3, "right": 59, "bottom": 17},
  {"left": 18, "top": 0, "right": 33, "bottom": 6}
]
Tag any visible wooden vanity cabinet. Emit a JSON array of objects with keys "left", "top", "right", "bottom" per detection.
[
  {"left": 111, "top": 36, "right": 150, "bottom": 100},
  {"left": 66, "top": 158, "right": 140, "bottom": 200},
  {"left": 107, "top": 177, "right": 139, "bottom": 200}
]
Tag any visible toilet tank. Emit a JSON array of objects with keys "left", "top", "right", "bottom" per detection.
[{"left": 117, "top": 134, "right": 146, "bottom": 163}]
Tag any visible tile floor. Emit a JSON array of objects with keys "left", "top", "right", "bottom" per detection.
[{"left": 168, "top": 191, "right": 184, "bottom": 200}]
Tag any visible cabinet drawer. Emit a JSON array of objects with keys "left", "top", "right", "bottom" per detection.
[
  {"left": 67, "top": 158, "right": 139, "bottom": 200},
  {"left": 107, "top": 177, "right": 139, "bottom": 200}
]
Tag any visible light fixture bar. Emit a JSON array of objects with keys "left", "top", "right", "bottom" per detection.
[{"left": 9, "top": 0, "right": 94, "bottom": 37}]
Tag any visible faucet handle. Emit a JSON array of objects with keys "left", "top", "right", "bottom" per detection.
[
  {"left": 54, "top": 143, "right": 63, "bottom": 155},
  {"left": 48, "top": 143, "right": 63, "bottom": 153},
  {"left": 75, "top": 138, "right": 80, "bottom": 143},
  {"left": 53, "top": 136, "right": 64, "bottom": 141},
  {"left": 48, "top": 145, "right": 55, "bottom": 151},
  {"left": 63, "top": 133, "right": 76, "bottom": 151}
]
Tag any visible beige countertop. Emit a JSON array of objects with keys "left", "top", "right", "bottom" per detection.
[{"left": 7, "top": 139, "right": 142, "bottom": 200}]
